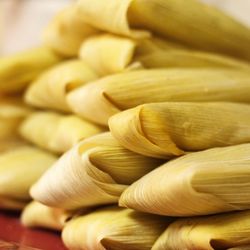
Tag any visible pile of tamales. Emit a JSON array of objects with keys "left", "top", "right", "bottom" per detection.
[{"left": 1, "top": 0, "right": 250, "bottom": 249}]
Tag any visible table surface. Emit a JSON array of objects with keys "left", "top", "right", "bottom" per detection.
[{"left": 0, "top": 211, "right": 67, "bottom": 250}]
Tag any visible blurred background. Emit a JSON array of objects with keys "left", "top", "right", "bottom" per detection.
[{"left": 0, "top": 0, "right": 250, "bottom": 56}]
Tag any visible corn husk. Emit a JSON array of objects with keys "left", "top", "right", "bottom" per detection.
[
  {"left": 77, "top": 0, "right": 250, "bottom": 60},
  {"left": 228, "top": 247, "right": 250, "bottom": 250},
  {"left": 120, "top": 143, "right": 250, "bottom": 216},
  {"left": 109, "top": 102, "right": 250, "bottom": 158},
  {"left": 62, "top": 206, "right": 172, "bottom": 250},
  {"left": 43, "top": 5, "right": 99, "bottom": 57},
  {"left": 21, "top": 201, "right": 71, "bottom": 231},
  {"left": 0, "top": 146, "right": 57, "bottom": 210},
  {"left": 25, "top": 59, "right": 98, "bottom": 112},
  {"left": 153, "top": 210, "right": 250, "bottom": 250},
  {"left": 0, "top": 47, "right": 62, "bottom": 94},
  {"left": 30, "top": 132, "right": 163, "bottom": 210},
  {"left": 19, "top": 111, "right": 105, "bottom": 154},
  {"left": 67, "top": 68, "right": 250, "bottom": 125}
]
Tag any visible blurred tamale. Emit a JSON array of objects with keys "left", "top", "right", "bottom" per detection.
[
  {"left": 19, "top": 111, "right": 105, "bottom": 154},
  {"left": 62, "top": 206, "right": 172, "bottom": 250},
  {"left": 0, "top": 47, "right": 63, "bottom": 94},
  {"left": 0, "top": 146, "right": 56, "bottom": 210},
  {"left": 79, "top": 34, "right": 250, "bottom": 76},
  {"left": 30, "top": 132, "right": 163, "bottom": 210},
  {"left": 67, "top": 68, "right": 250, "bottom": 125},
  {"left": 21, "top": 201, "right": 71, "bottom": 231},
  {"left": 77, "top": 0, "right": 250, "bottom": 61},
  {"left": 109, "top": 102, "right": 250, "bottom": 158},
  {"left": 25, "top": 59, "right": 98, "bottom": 112},
  {"left": 43, "top": 5, "right": 99, "bottom": 57},
  {"left": 153, "top": 210, "right": 250, "bottom": 250},
  {"left": 120, "top": 143, "right": 250, "bottom": 216}
]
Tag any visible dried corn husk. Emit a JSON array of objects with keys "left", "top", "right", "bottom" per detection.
[
  {"left": 0, "top": 47, "right": 62, "bottom": 94},
  {"left": 25, "top": 59, "right": 98, "bottom": 112},
  {"left": 0, "top": 146, "right": 56, "bottom": 210},
  {"left": 153, "top": 210, "right": 250, "bottom": 250},
  {"left": 76, "top": 0, "right": 149, "bottom": 39},
  {"left": 43, "top": 5, "right": 99, "bottom": 57},
  {"left": 21, "top": 201, "right": 71, "bottom": 231},
  {"left": 30, "top": 132, "right": 163, "bottom": 210},
  {"left": 120, "top": 143, "right": 250, "bottom": 216},
  {"left": 67, "top": 68, "right": 250, "bottom": 125},
  {"left": 62, "top": 206, "right": 172, "bottom": 250},
  {"left": 19, "top": 111, "right": 104, "bottom": 154},
  {"left": 77, "top": 0, "right": 250, "bottom": 60},
  {"left": 109, "top": 102, "right": 250, "bottom": 158}
]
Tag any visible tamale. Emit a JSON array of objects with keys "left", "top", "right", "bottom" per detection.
[
  {"left": 79, "top": 34, "right": 249, "bottom": 76},
  {"left": 43, "top": 5, "right": 99, "bottom": 57},
  {"left": 0, "top": 146, "right": 56, "bottom": 210},
  {"left": 109, "top": 102, "right": 250, "bottom": 158},
  {"left": 0, "top": 46, "right": 62, "bottom": 94},
  {"left": 25, "top": 59, "right": 98, "bottom": 112},
  {"left": 119, "top": 143, "right": 250, "bottom": 216},
  {"left": 153, "top": 210, "right": 250, "bottom": 250},
  {"left": 62, "top": 206, "right": 172, "bottom": 250},
  {"left": 30, "top": 132, "right": 163, "bottom": 210},
  {"left": 67, "top": 68, "right": 250, "bottom": 125},
  {"left": 21, "top": 201, "right": 70, "bottom": 231},
  {"left": 77, "top": 0, "right": 250, "bottom": 60},
  {"left": 19, "top": 111, "right": 104, "bottom": 154}
]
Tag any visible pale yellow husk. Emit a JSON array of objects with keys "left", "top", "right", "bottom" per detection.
[
  {"left": 0, "top": 146, "right": 57, "bottom": 210},
  {"left": 79, "top": 34, "right": 249, "bottom": 76},
  {"left": 25, "top": 59, "right": 98, "bottom": 112},
  {"left": 128, "top": 0, "right": 250, "bottom": 60},
  {"left": 0, "top": 46, "right": 63, "bottom": 94},
  {"left": 109, "top": 102, "right": 250, "bottom": 158},
  {"left": 153, "top": 210, "right": 250, "bottom": 250},
  {"left": 62, "top": 206, "right": 172, "bottom": 250},
  {"left": 120, "top": 143, "right": 250, "bottom": 216},
  {"left": 67, "top": 68, "right": 250, "bottom": 125},
  {"left": 30, "top": 132, "right": 163, "bottom": 210},
  {"left": 21, "top": 201, "right": 71, "bottom": 231},
  {"left": 43, "top": 5, "right": 99, "bottom": 56},
  {"left": 19, "top": 111, "right": 105, "bottom": 154}
]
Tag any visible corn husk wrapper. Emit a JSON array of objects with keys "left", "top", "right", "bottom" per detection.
[
  {"left": 120, "top": 143, "right": 250, "bottom": 216},
  {"left": 25, "top": 59, "right": 98, "bottom": 112},
  {"left": 19, "top": 111, "right": 105, "bottom": 154},
  {"left": 228, "top": 247, "right": 250, "bottom": 250},
  {"left": 153, "top": 210, "right": 250, "bottom": 250},
  {"left": 109, "top": 102, "right": 250, "bottom": 158},
  {"left": 0, "top": 146, "right": 57, "bottom": 210},
  {"left": 21, "top": 201, "right": 71, "bottom": 231},
  {"left": 62, "top": 206, "right": 172, "bottom": 250},
  {"left": 43, "top": 5, "right": 99, "bottom": 57},
  {"left": 77, "top": 0, "right": 250, "bottom": 60},
  {"left": 30, "top": 132, "right": 163, "bottom": 210},
  {"left": 0, "top": 47, "right": 62, "bottom": 94},
  {"left": 67, "top": 68, "right": 250, "bottom": 125}
]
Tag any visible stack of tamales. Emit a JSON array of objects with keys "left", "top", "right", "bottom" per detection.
[{"left": 1, "top": 0, "right": 250, "bottom": 249}]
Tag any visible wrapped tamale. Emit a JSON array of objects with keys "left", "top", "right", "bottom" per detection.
[
  {"left": 25, "top": 59, "right": 98, "bottom": 112},
  {"left": 30, "top": 132, "right": 163, "bottom": 210},
  {"left": 153, "top": 210, "right": 250, "bottom": 250},
  {"left": 43, "top": 5, "right": 99, "bottom": 57},
  {"left": 119, "top": 143, "right": 250, "bottom": 216},
  {"left": 77, "top": 0, "right": 250, "bottom": 60},
  {"left": 79, "top": 34, "right": 249, "bottom": 76},
  {"left": 109, "top": 102, "right": 250, "bottom": 158},
  {"left": 67, "top": 68, "right": 250, "bottom": 125},
  {"left": 0, "top": 46, "right": 62, "bottom": 94},
  {"left": 19, "top": 111, "right": 104, "bottom": 154},
  {"left": 21, "top": 201, "right": 71, "bottom": 231},
  {"left": 62, "top": 206, "right": 172, "bottom": 250},
  {"left": 0, "top": 146, "right": 56, "bottom": 210}
]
